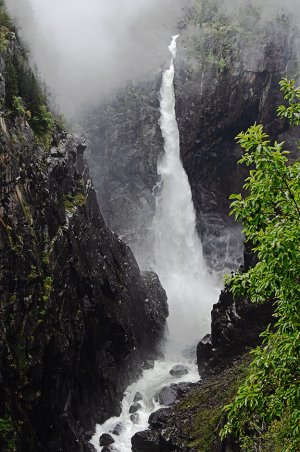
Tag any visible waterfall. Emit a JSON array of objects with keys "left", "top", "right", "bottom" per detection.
[
  {"left": 152, "top": 35, "right": 217, "bottom": 357},
  {"left": 91, "top": 36, "right": 219, "bottom": 452}
]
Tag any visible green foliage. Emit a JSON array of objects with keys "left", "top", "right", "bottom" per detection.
[
  {"left": 64, "top": 191, "right": 86, "bottom": 215},
  {"left": 277, "top": 78, "right": 300, "bottom": 126},
  {"left": 0, "top": 26, "right": 8, "bottom": 51},
  {"left": 0, "top": 3, "right": 13, "bottom": 51},
  {"left": 174, "top": 356, "right": 251, "bottom": 451},
  {"left": 221, "top": 80, "right": 300, "bottom": 451},
  {"left": 0, "top": 10, "right": 56, "bottom": 147},
  {"left": 30, "top": 104, "right": 55, "bottom": 148},
  {"left": 4, "top": 57, "right": 19, "bottom": 110},
  {"left": 12, "top": 96, "right": 25, "bottom": 116},
  {"left": 0, "top": 417, "right": 17, "bottom": 451}
]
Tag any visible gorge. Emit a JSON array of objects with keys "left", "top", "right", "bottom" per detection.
[
  {"left": 90, "top": 35, "right": 219, "bottom": 451},
  {"left": 0, "top": 1, "right": 300, "bottom": 451}
]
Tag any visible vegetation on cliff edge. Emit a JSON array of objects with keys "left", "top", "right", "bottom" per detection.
[
  {"left": 221, "top": 78, "right": 300, "bottom": 451},
  {"left": 0, "top": 1, "right": 61, "bottom": 149}
]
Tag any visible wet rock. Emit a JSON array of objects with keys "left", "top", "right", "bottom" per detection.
[
  {"left": 133, "top": 391, "right": 143, "bottom": 403},
  {"left": 0, "top": 31, "right": 169, "bottom": 452},
  {"left": 149, "top": 408, "right": 172, "bottom": 428},
  {"left": 129, "top": 402, "right": 142, "bottom": 414},
  {"left": 130, "top": 413, "right": 140, "bottom": 424},
  {"left": 197, "top": 334, "right": 213, "bottom": 375},
  {"left": 169, "top": 364, "right": 189, "bottom": 377},
  {"left": 131, "top": 429, "right": 161, "bottom": 452},
  {"left": 99, "top": 433, "right": 115, "bottom": 447},
  {"left": 111, "top": 423, "right": 123, "bottom": 436},
  {"left": 197, "top": 287, "right": 274, "bottom": 375},
  {"left": 157, "top": 386, "right": 178, "bottom": 406},
  {"left": 198, "top": 334, "right": 213, "bottom": 360},
  {"left": 176, "top": 382, "right": 193, "bottom": 396},
  {"left": 142, "top": 360, "right": 155, "bottom": 370}
]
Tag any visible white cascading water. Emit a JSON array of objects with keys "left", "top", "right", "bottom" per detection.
[
  {"left": 91, "top": 35, "right": 219, "bottom": 452},
  {"left": 153, "top": 35, "right": 218, "bottom": 358}
]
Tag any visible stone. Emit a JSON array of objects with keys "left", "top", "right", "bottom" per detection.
[
  {"left": 149, "top": 408, "right": 172, "bottom": 428},
  {"left": 176, "top": 382, "right": 193, "bottom": 396},
  {"left": 131, "top": 430, "right": 161, "bottom": 452},
  {"left": 133, "top": 391, "right": 143, "bottom": 403},
  {"left": 111, "top": 423, "right": 123, "bottom": 436},
  {"left": 129, "top": 402, "right": 142, "bottom": 414},
  {"left": 169, "top": 364, "right": 189, "bottom": 378},
  {"left": 130, "top": 413, "right": 140, "bottom": 424},
  {"left": 197, "top": 334, "right": 213, "bottom": 361},
  {"left": 157, "top": 386, "right": 178, "bottom": 406},
  {"left": 99, "top": 433, "right": 115, "bottom": 447}
]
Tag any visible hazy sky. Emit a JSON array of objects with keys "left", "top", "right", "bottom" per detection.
[
  {"left": 6, "top": 0, "right": 188, "bottom": 115},
  {"left": 5, "top": 0, "right": 300, "bottom": 116}
]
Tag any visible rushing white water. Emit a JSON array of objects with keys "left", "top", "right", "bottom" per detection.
[
  {"left": 152, "top": 35, "right": 218, "bottom": 358},
  {"left": 90, "top": 360, "right": 200, "bottom": 452},
  {"left": 91, "top": 35, "right": 219, "bottom": 452}
]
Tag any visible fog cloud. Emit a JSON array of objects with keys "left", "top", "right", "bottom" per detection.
[
  {"left": 5, "top": 0, "right": 300, "bottom": 116},
  {"left": 5, "top": 0, "right": 188, "bottom": 115}
]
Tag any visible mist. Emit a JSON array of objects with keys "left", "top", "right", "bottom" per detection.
[
  {"left": 5, "top": 0, "right": 300, "bottom": 117},
  {"left": 5, "top": 0, "right": 189, "bottom": 116}
]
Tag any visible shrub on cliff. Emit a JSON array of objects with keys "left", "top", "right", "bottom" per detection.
[{"left": 221, "top": 79, "right": 300, "bottom": 451}]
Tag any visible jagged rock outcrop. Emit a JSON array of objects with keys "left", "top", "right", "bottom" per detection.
[
  {"left": 197, "top": 289, "right": 273, "bottom": 376},
  {"left": 0, "top": 27, "right": 168, "bottom": 452}
]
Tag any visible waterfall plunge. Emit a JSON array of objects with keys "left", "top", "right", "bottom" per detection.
[
  {"left": 91, "top": 36, "right": 219, "bottom": 452},
  {"left": 152, "top": 35, "right": 217, "bottom": 358}
]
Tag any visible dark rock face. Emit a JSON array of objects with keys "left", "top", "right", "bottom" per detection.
[
  {"left": 175, "top": 11, "right": 299, "bottom": 274},
  {"left": 197, "top": 243, "right": 274, "bottom": 376},
  {"left": 84, "top": 76, "right": 163, "bottom": 269},
  {"left": 197, "top": 290, "right": 274, "bottom": 376},
  {"left": 0, "top": 34, "right": 168, "bottom": 452}
]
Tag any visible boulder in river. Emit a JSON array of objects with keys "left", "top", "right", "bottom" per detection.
[
  {"left": 131, "top": 429, "right": 161, "bottom": 452},
  {"left": 149, "top": 408, "right": 172, "bottom": 428},
  {"left": 99, "top": 433, "right": 115, "bottom": 447},
  {"left": 129, "top": 402, "right": 142, "bottom": 413},
  {"left": 133, "top": 391, "right": 143, "bottom": 403},
  {"left": 111, "top": 422, "right": 123, "bottom": 436},
  {"left": 157, "top": 386, "right": 178, "bottom": 406},
  {"left": 169, "top": 364, "right": 189, "bottom": 377},
  {"left": 130, "top": 413, "right": 140, "bottom": 424}
]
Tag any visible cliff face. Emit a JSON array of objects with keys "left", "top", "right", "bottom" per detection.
[
  {"left": 84, "top": 75, "right": 163, "bottom": 270},
  {"left": 175, "top": 7, "right": 299, "bottom": 271},
  {"left": 0, "top": 28, "right": 168, "bottom": 452},
  {"left": 85, "top": 4, "right": 299, "bottom": 276}
]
